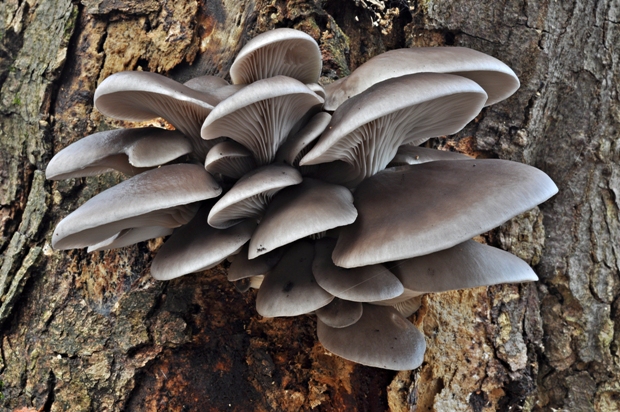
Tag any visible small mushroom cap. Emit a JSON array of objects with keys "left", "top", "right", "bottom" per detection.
[
  {"left": 208, "top": 164, "right": 302, "bottom": 229},
  {"left": 388, "top": 145, "right": 471, "bottom": 167},
  {"left": 150, "top": 209, "right": 256, "bottom": 281},
  {"left": 46, "top": 128, "right": 192, "bottom": 180},
  {"left": 183, "top": 75, "right": 229, "bottom": 93},
  {"left": 316, "top": 298, "right": 363, "bottom": 328},
  {"left": 275, "top": 112, "right": 331, "bottom": 167},
  {"left": 313, "top": 238, "right": 404, "bottom": 302},
  {"left": 87, "top": 226, "right": 173, "bottom": 252},
  {"left": 256, "top": 241, "right": 334, "bottom": 317},
  {"left": 205, "top": 141, "right": 257, "bottom": 180},
  {"left": 52, "top": 164, "right": 222, "bottom": 250},
  {"left": 230, "top": 28, "right": 322, "bottom": 84},
  {"left": 391, "top": 296, "right": 423, "bottom": 318},
  {"left": 317, "top": 304, "right": 426, "bottom": 370},
  {"left": 249, "top": 178, "right": 358, "bottom": 259},
  {"left": 324, "top": 47, "right": 519, "bottom": 110},
  {"left": 201, "top": 76, "right": 324, "bottom": 165},
  {"left": 228, "top": 243, "right": 286, "bottom": 281},
  {"left": 333, "top": 159, "right": 558, "bottom": 268},
  {"left": 387, "top": 239, "right": 538, "bottom": 293},
  {"left": 300, "top": 73, "right": 487, "bottom": 186}
]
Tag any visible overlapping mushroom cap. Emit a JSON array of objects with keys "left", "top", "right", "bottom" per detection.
[{"left": 47, "top": 28, "right": 558, "bottom": 372}]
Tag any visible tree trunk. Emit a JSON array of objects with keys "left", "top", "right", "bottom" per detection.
[{"left": 0, "top": 0, "right": 618, "bottom": 410}]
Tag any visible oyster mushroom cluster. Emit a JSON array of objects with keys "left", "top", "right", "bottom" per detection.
[{"left": 47, "top": 28, "right": 558, "bottom": 370}]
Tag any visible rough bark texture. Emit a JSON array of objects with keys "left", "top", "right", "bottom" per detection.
[{"left": 0, "top": 0, "right": 618, "bottom": 410}]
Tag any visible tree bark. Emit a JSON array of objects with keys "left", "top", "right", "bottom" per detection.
[{"left": 0, "top": 0, "right": 618, "bottom": 411}]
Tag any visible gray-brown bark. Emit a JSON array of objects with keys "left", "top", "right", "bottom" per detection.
[{"left": 0, "top": 0, "right": 618, "bottom": 411}]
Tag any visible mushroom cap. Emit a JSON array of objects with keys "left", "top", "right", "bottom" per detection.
[
  {"left": 249, "top": 178, "right": 358, "bottom": 259},
  {"left": 201, "top": 76, "right": 324, "bottom": 165},
  {"left": 312, "top": 238, "right": 404, "bottom": 302},
  {"left": 300, "top": 73, "right": 487, "bottom": 186},
  {"left": 204, "top": 141, "right": 257, "bottom": 180},
  {"left": 230, "top": 28, "right": 322, "bottom": 84},
  {"left": 387, "top": 239, "right": 539, "bottom": 293},
  {"left": 46, "top": 128, "right": 192, "bottom": 180},
  {"left": 388, "top": 145, "right": 471, "bottom": 167},
  {"left": 227, "top": 243, "right": 286, "bottom": 281},
  {"left": 275, "top": 112, "right": 331, "bottom": 167},
  {"left": 87, "top": 226, "right": 173, "bottom": 252},
  {"left": 391, "top": 296, "right": 423, "bottom": 318},
  {"left": 317, "top": 304, "right": 426, "bottom": 370},
  {"left": 94, "top": 71, "right": 224, "bottom": 157},
  {"left": 256, "top": 241, "right": 334, "bottom": 317},
  {"left": 183, "top": 75, "right": 229, "bottom": 93},
  {"left": 324, "top": 47, "right": 520, "bottom": 110},
  {"left": 333, "top": 159, "right": 559, "bottom": 268},
  {"left": 52, "top": 164, "right": 222, "bottom": 250},
  {"left": 150, "top": 208, "right": 256, "bottom": 280},
  {"left": 316, "top": 298, "right": 363, "bottom": 328},
  {"left": 208, "top": 164, "right": 302, "bottom": 229}
]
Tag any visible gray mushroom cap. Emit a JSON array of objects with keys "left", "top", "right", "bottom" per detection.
[
  {"left": 183, "top": 75, "right": 229, "bottom": 93},
  {"left": 300, "top": 73, "right": 487, "bottom": 186},
  {"left": 275, "top": 112, "right": 331, "bottom": 167},
  {"left": 387, "top": 239, "right": 539, "bottom": 293},
  {"left": 204, "top": 141, "right": 257, "bottom": 180},
  {"left": 87, "top": 226, "right": 173, "bottom": 252},
  {"left": 150, "top": 208, "right": 256, "bottom": 281},
  {"left": 94, "top": 71, "right": 225, "bottom": 157},
  {"left": 52, "top": 164, "right": 222, "bottom": 250},
  {"left": 324, "top": 47, "right": 520, "bottom": 110},
  {"left": 388, "top": 145, "right": 471, "bottom": 167},
  {"left": 227, "top": 243, "right": 286, "bottom": 281},
  {"left": 248, "top": 178, "right": 358, "bottom": 259},
  {"left": 256, "top": 241, "right": 334, "bottom": 317},
  {"left": 208, "top": 164, "right": 302, "bottom": 229},
  {"left": 317, "top": 304, "right": 426, "bottom": 370},
  {"left": 46, "top": 128, "right": 192, "bottom": 180},
  {"left": 316, "top": 298, "right": 363, "bottom": 329},
  {"left": 313, "top": 238, "right": 404, "bottom": 302},
  {"left": 333, "top": 159, "right": 559, "bottom": 268},
  {"left": 230, "top": 28, "right": 322, "bottom": 85},
  {"left": 201, "top": 75, "right": 324, "bottom": 165}
]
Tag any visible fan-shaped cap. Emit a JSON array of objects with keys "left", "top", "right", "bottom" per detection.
[
  {"left": 300, "top": 73, "right": 487, "bottom": 186},
  {"left": 333, "top": 159, "right": 559, "bottom": 268},
  {"left": 256, "top": 241, "right": 334, "bottom": 317},
  {"left": 46, "top": 128, "right": 192, "bottom": 180},
  {"left": 208, "top": 164, "right": 302, "bottom": 229},
  {"left": 324, "top": 47, "right": 520, "bottom": 110},
  {"left": 316, "top": 298, "right": 363, "bottom": 328},
  {"left": 317, "top": 304, "right": 426, "bottom": 370},
  {"left": 95, "top": 71, "right": 226, "bottom": 157},
  {"left": 275, "top": 112, "right": 331, "bottom": 167},
  {"left": 249, "top": 178, "right": 358, "bottom": 259},
  {"left": 313, "top": 238, "right": 403, "bottom": 302},
  {"left": 388, "top": 145, "right": 471, "bottom": 167},
  {"left": 87, "top": 226, "right": 173, "bottom": 252},
  {"left": 230, "top": 28, "right": 322, "bottom": 84},
  {"left": 205, "top": 141, "right": 257, "bottom": 180},
  {"left": 228, "top": 243, "right": 286, "bottom": 281},
  {"left": 52, "top": 164, "right": 222, "bottom": 250},
  {"left": 388, "top": 239, "right": 538, "bottom": 293},
  {"left": 201, "top": 76, "right": 324, "bottom": 165},
  {"left": 151, "top": 207, "right": 256, "bottom": 280}
]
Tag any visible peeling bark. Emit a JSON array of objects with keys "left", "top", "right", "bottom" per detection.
[{"left": 1, "top": 0, "right": 618, "bottom": 411}]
